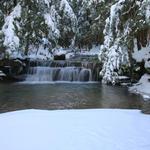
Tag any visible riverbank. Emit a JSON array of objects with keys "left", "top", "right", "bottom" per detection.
[{"left": 129, "top": 74, "right": 150, "bottom": 100}]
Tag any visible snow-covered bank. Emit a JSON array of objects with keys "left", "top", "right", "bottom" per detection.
[
  {"left": 0, "top": 109, "right": 150, "bottom": 150},
  {"left": 129, "top": 74, "right": 150, "bottom": 100}
]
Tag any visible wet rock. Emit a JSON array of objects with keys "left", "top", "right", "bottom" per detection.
[
  {"left": 116, "top": 76, "right": 131, "bottom": 86},
  {"left": 0, "top": 59, "right": 26, "bottom": 81},
  {"left": 132, "top": 61, "right": 146, "bottom": 81},
  {"left": 54, "top": 54, "right": 65, "bottom": 60},
  {"left": 141, "top": 101, "right": 150, "bottom": 114}
]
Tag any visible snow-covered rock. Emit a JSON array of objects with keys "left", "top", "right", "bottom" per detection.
[
  {"left": 0, "top": 70, "right": 6, "bottom": 77},
  {"left": 52, "top": 47, "right": 67, "bottom": 56},
  {"left": 80, "top": 45, "right": 100, "bottom": 56},
  {"left": 129, "top": 74, "right": 150, "bottom": 100}
]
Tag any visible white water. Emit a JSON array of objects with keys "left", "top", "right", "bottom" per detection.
[{"left": 25, "top": 66, "right": 93, "bottom": 83}]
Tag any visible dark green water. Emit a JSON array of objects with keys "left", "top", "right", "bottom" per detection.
[{"left": 0, "top": 83, "right": 143, "bottom": 113}]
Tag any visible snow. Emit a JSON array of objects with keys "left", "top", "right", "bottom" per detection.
[
  {"left": 80, "top": 45, "right": 100, "bottom": 56},
  {"left": 2, "top": 4, "right": 21, "bottom": 56},
  {"left": 0, "top": 109, "right": 150, "bottom": 150},
  {"left": 36, "top": 0, "right": 51, "bottom": 7},
  {"left": 44, "top": 13, "right": 56, "bottom": 32},
  {"left": 129, "top": 74, "right": 150, "bottom": 100},
  {"left": 52, "top": 47, "right": 74, "bottom": 59},
  {"left": 60, "top": 0, "right": 77, "bottom": 20},
  {"left": 52, "top": 45, "right": 100, "bottom": 59},
  {"left": 99, "top": 0, "right": 130, "bottom": 84},
  {"left": 0, "top": 70, "right": 6, "bottom": 77},
  {"left": 143, "top": 0, "right": 150, "bottom": 23},
  {"left": 52, "top": 47, "right": 67, "bottom": 56},
  {"left": 98, "top": 0, "right": 150, "bottom": 84},
  {"left": 132, "top": 43, "right": 150, "bottom": 68},
  {"left": 99, "top": 44, "right": 129, "bottom": 84},
  {"left": 44, "top": 0, "right": 50, "bottom": 8},
  {"left": 109, "top": 0, "right": 125, "bottom": 35},
  {"left": 66, "top": 52, "right": 75, "bottom": 59},
  {"left": 116, "top": 76, "right": 130, "bottom": 80},
  {"left": 44, "top": 11, "right": 60, "bottom": 38},
  {"left": 27, "top": 45, "right": 53, "bottom": 60},
  {"left": 81, "top": 0, "right": 104, "bottom": 6}
]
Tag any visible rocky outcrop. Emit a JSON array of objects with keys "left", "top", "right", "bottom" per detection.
[{"left": 0, "top": 59, "right": 26, "bottom": 80}]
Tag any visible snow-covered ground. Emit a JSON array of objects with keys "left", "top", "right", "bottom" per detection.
[
  {"left": 129, "top": 74, "right": 150, "bottom": 100},
  {"left": 0, "top": 109, "right": 150, "bottom": 150},
  {"left": 79, "top": 45, "right": 100, "bottom": 56},
  {"left": 51, "top": 45, "right": 100, "bottom": 60}
]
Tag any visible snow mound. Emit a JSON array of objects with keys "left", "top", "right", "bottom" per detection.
[
  {"left": 0, "top": 109, "right": 150, "bottom": 150},
  {"left": 129, "top": 74, "right": 150, "bottom": 100},
  {"left": 80, "top": 45, "right": 100, "bottom": 56}
]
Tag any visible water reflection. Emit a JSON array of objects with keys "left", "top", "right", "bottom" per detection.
[{"left": 0, "top": 83, "right": 143, "bottom": 113}]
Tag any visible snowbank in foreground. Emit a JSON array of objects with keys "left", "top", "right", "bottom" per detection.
[
  {"left": 129, "top": 74, "right": 150, "bottom": 100},
  {"left": 0, "top": 109, "right": 150, "bottom": 150}
]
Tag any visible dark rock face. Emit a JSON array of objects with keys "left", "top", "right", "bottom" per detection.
[
  {"left": 54, "top": 54, "right": 66, "bottom": 60},
  {"left": 131, "top": 61, "right": 147, "bottom": 82},
  {"left": 0, "top": 59, "right": 26, "bottom": 81}
]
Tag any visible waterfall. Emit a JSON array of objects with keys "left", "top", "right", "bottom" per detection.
[
  {"left": 25, "top": 66, "right": 93, "bottom": 83},
  {"left": 20, "top": 60, "right": 102, "bottom": 83}
]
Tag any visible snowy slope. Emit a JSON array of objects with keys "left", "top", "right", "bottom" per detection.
[
  {"left": 0, "top": 109, "right": 150, "bottom": 150},
  {"left": 130, "top": 74, "right": 150, "bottom": 100}
]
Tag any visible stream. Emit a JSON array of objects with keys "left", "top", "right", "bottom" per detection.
[{"left": 0, "top": 82, "right": 143, "bottom": 113}]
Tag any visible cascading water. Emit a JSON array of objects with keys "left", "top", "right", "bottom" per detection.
[
  {"left": 26, "top": 67, "right": 55, "bottom": 82},
  {"left": 25, "top": 66, "right": 93, "bottom": 83},
  {"left": 22, "top": 60, "right": 101, "bottom": 83}
]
